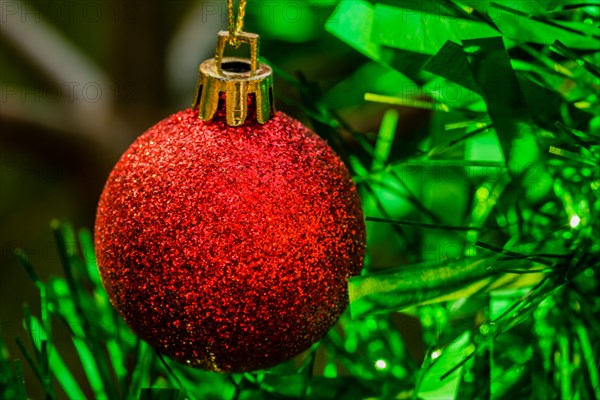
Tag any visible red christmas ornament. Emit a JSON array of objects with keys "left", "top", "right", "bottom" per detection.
[{"left": 95, "top": 30, "right": 365, "bottom": 372}]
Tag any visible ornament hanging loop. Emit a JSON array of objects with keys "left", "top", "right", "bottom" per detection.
[
  {"left": 192, "top": 30, "right": 274, "bottom": 127},
  {"left": 227, "top": 0, "right": 247, "bottom": 48},
  {"left": 215, "top": 30, "right": 258, "bottom": 74}
]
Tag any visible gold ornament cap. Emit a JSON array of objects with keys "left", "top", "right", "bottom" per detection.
[{"left": 192, "top": 30, "right": 274, "bottom": 126}]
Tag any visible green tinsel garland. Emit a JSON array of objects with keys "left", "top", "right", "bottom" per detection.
[{"left": 1, "top": 1, "right": 599, "bottom": 399}]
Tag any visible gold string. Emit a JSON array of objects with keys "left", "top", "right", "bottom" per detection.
[{"left": 227, "top": 0, "right": 247, "bottom": 48}]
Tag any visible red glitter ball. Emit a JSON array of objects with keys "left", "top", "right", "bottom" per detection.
[{"left": 94, "top": 108, "right": 366, "bottom": 372}]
